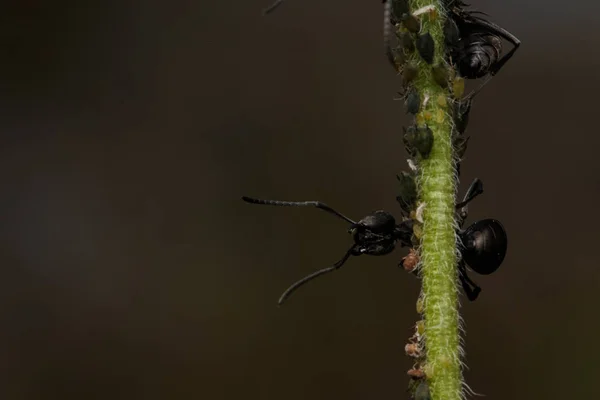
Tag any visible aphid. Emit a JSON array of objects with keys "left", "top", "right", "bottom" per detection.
[
  {"left": 402, "top": 63, "right": 419, "bottom": 85},
  {"left": 432, "top": 64, "right": 449, "bottom": 88},
  {"left": 407, "top": 368, "right": 425, "bottom": 380},
  {"left": 400, "top": 32, "right": 416, "bottom": 53},
  {"left": 401, "top": 13, "right": 421, "bottom": 34},
  {"left": 453, "top": 97, "right": 472, "bottom": 134},
  {"left": 401, "top": 248, "right": 419, "bottom": 272},
  {"left": 403, "top": 126, "right": 416, "bottom": 157},
  {"left": 416, "top": 33, "right": 435, "bottom": 64},
  {"left": 383, "top": 0, "right": 409, "bottom": 25},
  {"left": 405, "top": 343, "right": 422, "bottom": 358},
  {"left": 396, "top": 171, "right": 417, "bottom": 214},
  {"left": 455, "top": 178, "right": 508, "bottom": 301},
  {"left": 444, "top": 0, "right": 521, "bottom": 96},
  {"left": 452, "top": 76, "right": 465, "bottom": 98},
  {"left": 404, "top": 125, "right": 434, "bottom": 158},
  {"left": 406, "top": 90, "right": 421, "bottom": 114},
  {"left": 415, "top": 297, "right": 424, "bottom": 313},
  {"left": 415, "top": 381, "right": 431, "bottom": 400},
  {"left": 241, "top": 196, "right": 415, "bottom": 305}
]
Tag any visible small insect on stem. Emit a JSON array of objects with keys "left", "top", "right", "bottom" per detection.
[{"left": 415, "top": 382, "right": 431, "bottom": 400}]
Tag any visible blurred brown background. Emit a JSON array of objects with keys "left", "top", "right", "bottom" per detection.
[{"left": 0, "top": 0, "right": 598, "bottom": 399}]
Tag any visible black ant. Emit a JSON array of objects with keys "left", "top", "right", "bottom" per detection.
[
  {"left": 242, "top": 178, "right": 507, "bottom": 304},
  {"left": 456, "top": 178, "right": 508, "bottom": 300},
  {"left": 382, "top": 0, "right": 520, "bottom": 98}
]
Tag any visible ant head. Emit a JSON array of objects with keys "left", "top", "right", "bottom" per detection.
[{"left": 350, "top": 211, "right": 398, "bottom": 256}]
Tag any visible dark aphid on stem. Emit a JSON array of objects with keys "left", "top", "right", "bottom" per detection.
[
  {"left": 402, "top": 126, "right": 417, "bottom": 157},
  {"left": 444, "top": 0, "right": 521, "bottom": 97},
  {"left": 404, "top": 125, "right": 434, "bottom": 158},
  {"left": 400, "top": 32, "right": 416, "bottom": 53},
  {"left": 414, "top": 381, "right": 431, "bottom": 400},
  {"left": 453, "top": 97, "right": 472, "bottom": 134},
  {"left": 402, "top": 63, "right": 419, "bottom": 85},
  {"left": 396, "top": 171, "right": 417, "bottom": 214},
  {"left": 241, "top": 196, "right": 415, "bottom": 305},
  {"left": 387, "top": 0, "right": 409, "bottom": 23},
  {"left": 455, "top": 178, "right": 508, "bottom": 301},
  {"left": 401, "top": 13, "right": 421, "bottom": 33},
  {"left": 406, "top": 90, "right": 421, "bottom": 114},
  {"left": 432, "top": 64, "right": 449, "bottom": 88},
  {"left": 416, "top": 32, "right": 435, "bottom": 64}
]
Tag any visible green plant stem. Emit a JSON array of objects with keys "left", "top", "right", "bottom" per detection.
[{"left": 409, "top": 1, "right": 462, "bottom": 400}]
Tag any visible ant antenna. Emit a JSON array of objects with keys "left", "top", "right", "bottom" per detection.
[
  {"left": 262, "top": 0, "right": 285, "bottom": 15},
  {"left": 278, "top": 246, "right": 357, "bottom": 305},
  {"left": 383, "top": 0, "right": 395, "bottom": 68},
  {"left": 456, "top": 178, "right": 483, "bottom": 228},
  {"left": 242, "top": 196, "right": 357, "bottom": 225}
]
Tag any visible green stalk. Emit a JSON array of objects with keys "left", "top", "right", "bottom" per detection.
[{"left": 405, "top": 2, "right": 462, "bottom": 400}]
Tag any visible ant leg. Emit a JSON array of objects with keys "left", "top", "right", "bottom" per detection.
[
  {"left": 455, "top": 178, "right": 484, "bottom": 210},
  {"left": 278, "top": 245, "right": 359, "bottom": 305},
  {"left": 458, "top": 261, "right": 481, "bottom": 301},
  {"left": 455, "top": 178, "right": 483, "bottom": 227},
  {"left": 242, "top": 196, "right": 357, "bottom": 225},
  {"left": 462, "top": 75, "right": 492, "bottom": 102}
]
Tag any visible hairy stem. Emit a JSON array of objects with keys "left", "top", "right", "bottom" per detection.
[{"left": 408, "top": 1, "right": 462, "bottom": 400}]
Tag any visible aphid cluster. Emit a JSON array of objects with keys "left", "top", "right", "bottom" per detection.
[
  {"left": 382, "top": 1, "right": 515, "bottom": 396},
  {"left": 252, "top": 2, "right": 516, "bottom": 399},
  {"left": 404, "top": 320, "right": 430, "bottom": 399},
  {"left": 383, "top": 0, "right": 520, "bottom": 174}
]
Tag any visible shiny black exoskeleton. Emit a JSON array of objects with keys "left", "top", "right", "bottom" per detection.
[
  {"left": 456, "top": 178, "right": 508, "bottom": 301},
  {"left": 444, "top": 0, "right": 520, "bottom": 89},
  {"left": 241, "top": 196, "right": 414, "bottom": 304}
]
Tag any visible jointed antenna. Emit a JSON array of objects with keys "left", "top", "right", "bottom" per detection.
[
  {"left": 262, "top": 0, "right": 284, "bottom": 15},
  {"left": 241, "top": 196, "right": 356, "bottom": 225},
  {"left": 278, "top": 246, "right": 356, "bottom": 305}
]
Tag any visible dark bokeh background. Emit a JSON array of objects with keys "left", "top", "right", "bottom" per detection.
[{"left": 0, "top": 0, "right": 598, "bottom": 399}]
